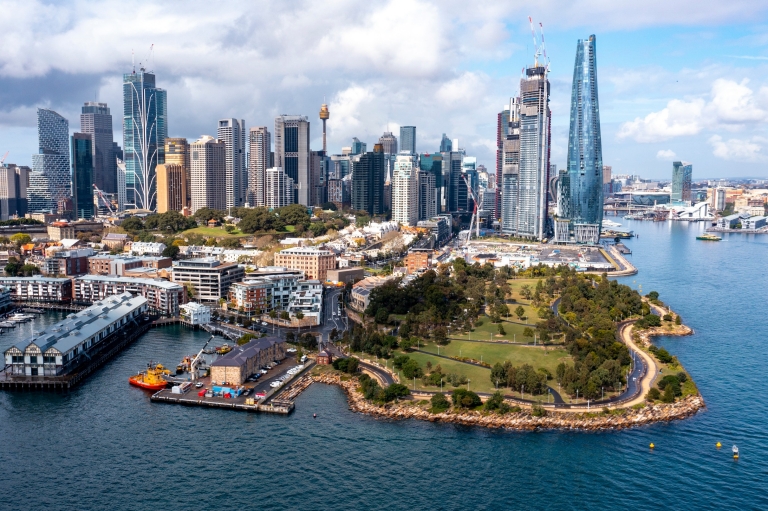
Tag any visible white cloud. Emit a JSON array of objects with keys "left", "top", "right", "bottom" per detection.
[
  {"left": 436, "top": 72, "right": 487, "bottom": 108},
  {"left": 618, "top": 79, "right": 768, "bottom": 142},
  {"left": 708, "top": 135, "right": 767, "bottom": 162},
  {"left": 656, "top": 149, "right": 677, "bottom": 160}
]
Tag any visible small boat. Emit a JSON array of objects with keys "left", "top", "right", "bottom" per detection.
[
  {"left": 732, "top": 445, "right": 739, "bottom": 459},
  {"left": 129, "top": 362, "right": 171, "bottom": 391},
  {"left": 696, "top": 233, "right": 722, "bottom": 241},
  {"left": 215, "top": 344, "right": 233, "bottom": 355}
]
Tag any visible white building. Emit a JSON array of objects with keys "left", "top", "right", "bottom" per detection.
[
  {"left": 4, "top": 292, "right": 148, "bottom": 377},
  {"left": 180, "top": 302, "right": 211, "bottom": 326},
  {"left": 265, "top": 167, "right": 294, "bottom": 209},
  {"left": 74, "top": 275, "right": 185, "bottom": 316},
  {"left": 218, "top": 118, "right": 246, "bottom": 210},
  {"left": 392, "top": 152, "right": 419, "bottom": 226},
  {"left": 128, "top": 242, "right": 166, "bottom": 256},
  {"left": 190, "top": 135, "right": 227, "bottom": 213},
  {"left": 248, "top": 126, "right": 271, "bottom": 207}
]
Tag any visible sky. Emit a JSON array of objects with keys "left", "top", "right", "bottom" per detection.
[{"left": 3, "top": 0, "right": 768, "bottom": 180}]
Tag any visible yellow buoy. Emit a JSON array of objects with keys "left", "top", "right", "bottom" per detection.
[
  {"left": 649, "top": 443, "right": 655, "bottom": 449},
  {"left": 716, "top": 442, "right": 722, "bottom": 448}
]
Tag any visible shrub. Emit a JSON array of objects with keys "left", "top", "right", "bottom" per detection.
[
  {"left": 663, "top": 314, "right": 673, "bottom": 322},
  {"left": 401, "top": 359, "right": 423, "bottom": 379},
  {"left": 647, "top": 388, "right": 661, "bottom": 401},
  {"left": 531, "top": 404, "right": 547, "bottom": 417},
  {"left": 661, "top": 384, "right": 676, "bottom": 403},
  {"left": 484, "top": 391, "right": 505, "bottom": 411},
  {"left": 654, "top": 348, "right": 674, "bottom": 364},
  {"left": 675, "top": 315, "right": 682, "bottom": 325},
  {"left": 380, "top": 383, "right": 410, "bottom": 402},
  {"left": 430, "top": 393, "right": 450, "bottom": 413},
  {"left": 451, "top": 388, "right": 482, "bottom": 408},
  {"left": 657, "top": 375, "right": 681, "bottom": 396},
  {"left": 676, "top": 372, "right": 688, "bottom": 383}
]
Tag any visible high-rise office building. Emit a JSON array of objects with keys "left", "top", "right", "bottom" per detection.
[
  {"left": 248, "top": 127, "right": 271, "bottom": 207},
  {"left": 672, "top": 161, "right": 692, "bottom": 203},
  {"left": 29, "top": 108, "right": 70, "bottom": 212},
  {"left": 350, "top": 137, "right": 366, "bottom": 155},
  {"left": 392, "top": 152, "right": 419, "bottom": 226},
  {"left": 156, "top": 163, "right": 187, "bottom": 213},
  {"left": 445, "top": 151, "right": 465, "bottom": 213},
  {"left": 165, "top": 138, "right": 190, "bottom": 209},
  {"left": 123, "top": 68, "right": 167, "bottom": 211},
  {"left": 400, "top": 126, "right": 416, "bottom": 154},
  {"left": 420, "top": 153, "right": 443, "bottom": 213},
  {"left": 501, "top": 98, "right": 521, "bottom": 235},
  {"left": 514, "top": 61, "right": 551, "bottom": 240},
  {"left": 439, "top": 133, "right": 452, "bottom": 153},
  {"left": 71, "top": 133, "right": 95, "bottom": 220},
  {"left": 330, "top": 154, "right": 351, "bottom": 180},
  {"left": 189, "top": 135, "right": 226, "bottom": 213},
  {"left": 350, "top": 144, "right": 385, "bottom": 216},
  {"left": 274, "top": 115, "right": 309, "bottom": 205},
  {"left": 0, "top": 164, "right": 29, "bottom": 220},
  {"left": 378, "top": 132, "right": 398, "bottom": 155},
  {"left": 310, "top": 150, "right": 328, "bottom": 206},
  {"left": 496, "top": 106, "right": 510, "bottom": 221},
  {"left": 218, "top": 118, "right": 246, "bottom": 209},
  {"left": 418, "top": 170, "right": 437, "bottom": 221},
  {"left": 80, "top": 102, "right": 116, "bottom": 194},
  {"left": 559, "top": 35, "right": 603, "bottom": 244},
  {"left": 265, "top": 168, "right": 294, "bottom": 209}
]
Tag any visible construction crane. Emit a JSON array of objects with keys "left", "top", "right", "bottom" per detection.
[
  {"left": 0, "top": 151, "right": 8, "bottom": 166},
  {"left": 190, "top": 335, "right": 215, "bottom": 382},
  {"left": 93, "top": 184, "right": 116, "bottom": 216},
  {"left": 462, "top": 173, "right": 483, "bottom": 247}
]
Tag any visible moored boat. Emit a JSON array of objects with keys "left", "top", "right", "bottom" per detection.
[
  {"left": 129, "top": 362, "right": 170, "bottom": 391},
  {"left": 215, "top": 344, "right": 233, "bottom": 355}
]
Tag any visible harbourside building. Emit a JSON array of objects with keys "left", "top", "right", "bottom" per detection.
[
  {"left": 73, "top": 275, "right": 185, "bottom": 316},
  {"left": 171, "top": 258, "right": 244, "bottom": 303},
  {"left": 87, "top": 254, "right": 172, "bottom": 277},
  {"left": 4, "top": 292, "right": 148, "bottom": 377},
  {"left": 0, "top": 276, "right": 73, "bottom": 303},
  {"left": 179, "top": 302, "right": 211, "bottom": 326}
]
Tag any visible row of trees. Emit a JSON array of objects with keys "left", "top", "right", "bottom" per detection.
[{"left": 489, "top": 362, "right": 550, "bottom": 395}]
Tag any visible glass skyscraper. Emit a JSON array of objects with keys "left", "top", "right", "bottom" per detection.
[
  {"left": 400, "top": 126, "right": 416, "bottom": 154},
  {"left": 71, "top": 133, "right": 94, "bottom": 219},
  {"left": 123, "top": 69, "right": 167, "bottom": 211},
  {"left": 561, "top": 35, "right": 603, "bottom": 244},
  {"left": 80, "top": 102, "right": 116, "bottom": 194},
  {"left": 274, "top": 115, "right": 309, "bottom": 205},
  {"left": 671, "top": 161, "right": 692, "bottom": 203},
  {"left": 29, "top": 108, "right": 71, "bottom": 212}
]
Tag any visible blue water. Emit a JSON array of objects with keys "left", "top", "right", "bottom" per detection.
[{"left": 1, "top": 219, "right": 766, "bottom": 510}]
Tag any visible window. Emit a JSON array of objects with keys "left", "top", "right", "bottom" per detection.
[{"left": 30, "top": 356, "right": 38, "bottom": 364}]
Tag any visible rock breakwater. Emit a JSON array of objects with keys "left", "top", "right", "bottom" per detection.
[{"left": 311, "top": 373, "right": 705, "bottom": 431}]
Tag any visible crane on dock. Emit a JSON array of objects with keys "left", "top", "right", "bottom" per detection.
[{"left": 190, "top": 335, "right": 215, "bottom": 382}]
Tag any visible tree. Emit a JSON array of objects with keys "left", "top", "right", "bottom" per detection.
[
  {"left": 523, "top": 327, "right": 534, "bottom": 340},
  {"left": 329, "top": 328, "right": 339, "bottom": 341},
  {"left": 280, "top": 311, "right": 290, "bottom": 320},
  {"left": 269, "top": 310, "right": 277, "bottom": 319},
  {"left": 162, "top": 245, "right": 180, "bottom": 259},
  {"left": 375, "top": 308, "right": 389, "bottom": 324},
  {"left": 10, "top": 233, "right": 31, "bottom": 247},
  {"left": 497, "top": 323, "right": 506, "bottom": 336},
  {"left": 183, "top": 282, "right": 196, "bottom": 300},
  {"left": 515, "top": 306, "right": 525, "bottom": 320},
  {"left": 224, "top": 225, "right": 236, "bottom": 233},
  {"left": 398, "top": 322, "right": 411, "bottom": 339},
  {"left": 295, "top": 311, "right": 304, "bottom": 320},
  {"left": 520, "top": 284, "right": 532, "bottom": 300},
  {"left": 401, "top": 359, "right": 422, "bottom": 379},
  {"left": 661, "top": 384, "right": 676, "bottom": 403},
  {"left": 320, "top": 202, "right": 337, "bottom": 211},
  {"left": 647, "top": 388, "right": 661, "bottom": 401},
  {"left": 430, "top": 393, "right": 450, "bottom": 413},
  {"left": 675, "top": 314, "right": 682, "bottom": 325},
  {"left": 451, "top": 388, "right": 481, "bottom": 408},
  {"left": 120, "top": 217, "right": 145, "bottom": 232},
  {"left": 646, "top": 291, "right": 660, "bottom": 301},
  {"left": 484, "top": 391, "right": 505, "bottom": 411},
  {"left": 286, "top": 332, "right": 295, "bottom": 343}
]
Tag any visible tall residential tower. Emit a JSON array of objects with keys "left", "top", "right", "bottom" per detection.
[
  {"left": 218, "top": 118, "right": 246, "bottom": 210},
  {"left": 248, "top": 127, "right": 271, "bottom": 207},
  {"left": 29, "top": 108, "right": 71, "bottom": 212},
  {"left": 274, "top": 115, "right": 309, "bottom": 205}
]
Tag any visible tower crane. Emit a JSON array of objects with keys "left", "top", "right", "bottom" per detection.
[
  {"left": 93, "top": 184, "right": 116, "bottom": 216},
  {"left": 190, "top": 335, "right": 215, "bottom": 382},
  {"left": 0, "top": 151, "right": 8, "bottom": 166}
]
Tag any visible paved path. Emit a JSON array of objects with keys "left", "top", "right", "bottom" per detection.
[{"left": 617, "top": 322, "right": 657, "bottom": 408}]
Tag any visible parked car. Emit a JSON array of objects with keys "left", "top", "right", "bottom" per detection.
[
  {"left": 261, "top": 321, "right": 268, "bottom": 326},
  {"left": 195, "top": 382, "right": 204, "bottom": 388}
]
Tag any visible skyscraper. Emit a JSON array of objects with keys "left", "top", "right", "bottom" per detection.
[
  {"left": 274, "top": 115, "right": 309, "bottom": 205},
  {"left": 561, "top": 35, "right": 603, "bottom": 244},
  {"left": 350, "top": 144, "right": 385, "bottom": 216},
  {"left": 265, "top": 168, "right": 294, "bottom": 209},
  {"left": 123, "top": 68, "right": 167, "bottom": 211},
  {"left": 310, "top": 150, "right": 328, "bottom": 206},
  {"left": 156, "top": 163, "right": 187, "bottom": 213},
  {"left": 501, "top": 98, "right": 521, "bottom": 235},
  {"left": 516, "top": 63, "right": 551, "bottom": 240},
  {"left": 350, "top": 137, "right": 366, "bottom": 155},
  {"left": 418, "top": 170, "right": 437, "bottom": 221},
  {"left": 71, "top": 133, "right": 95, "bottom": 219},
  {"left": 248, "top": 127, "right": 271, "bottom": 207},
  {"left": 165, "top": 138, "right": 190, "bottom": 209},
  {"left": 400, "top": 126, "right": 416, "bottom": 154},
  {"left": 218, "top": 118, "right": 246, "bottom": 210},
  {"left": 420, "top": 153, "right": 443, "bottom": 213},
  {"left": 378, "top": 132, "right": 398, "bottom": 155},
  {"left": 0, "top": 164, "right": 29, "bottom": 220},
  {"left": 439, "top": 133, "right": 452, "bottom": 153},
  {"left": 189, "top": 135, "right": 226, "bottom": 213},
  {"left": 392, "top": 152, "right": 419, "bottom": 226},
  {"left": 80, "top": 102, "right": 116, "bottom": 194},
  {"left": 496, "top": 106, "right": 510, "bottom": 221},
  {"left": 671, "top": 161, "right": 692, "bottom": 203},
  {"left": 29, "top": 108, "right": 70, "bottom": 212}
]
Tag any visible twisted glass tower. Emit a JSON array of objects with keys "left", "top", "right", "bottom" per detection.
[
  {"left": 29, "top": 109, "right": 70, "bottom": 212},
  {"left": 562, "top": 35, "right": 603, "bottom": 243}
]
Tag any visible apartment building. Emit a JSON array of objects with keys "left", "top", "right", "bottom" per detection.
[{"left": 273, "top": 247, "right": 336, "bottom": 281}]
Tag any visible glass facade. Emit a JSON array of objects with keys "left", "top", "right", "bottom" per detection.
[
  {"left": 71, "top": 133, "right": 94, "bottom": 219},
  {"left": 671, "top": 161, "right": 692, "bottom": 203},
  {"left": 123, "top": 70, "right": 167, "bottom": 211},
  {"left": 400, "top": 126, "right": 416, "bottom": 154},
  {"left": 29, "top": 109, "right": 71, "bottom": 212},
  {"left": 564, "top": 35, "right": 603, "bottom": 241},
  {"left": 350, "top": 147, "right": 385, "bottom": 216},
  {"left": 80, "top": 102, "right": 116, "bottom": 194}
]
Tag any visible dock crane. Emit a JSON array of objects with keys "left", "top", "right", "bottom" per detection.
[{"left": 190, "top": 335, "right": 215, "bottom": 382}]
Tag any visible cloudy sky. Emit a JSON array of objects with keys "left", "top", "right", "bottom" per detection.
[{"left": 3, "top": 0, "right": 768, "bottom": 179}]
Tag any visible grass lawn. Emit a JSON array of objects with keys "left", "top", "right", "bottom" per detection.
[
  {"left": 391, "top": 350, "right": 499, "bottom": 394},
  {"left": 450, "top": 313, "right": 557, "bottom": 344},
  {"left": 182, "top": 226, "right": 251, "bottom": 238},
  {"left": 419, "top": 340, "right": 570, "bottom": 375}
]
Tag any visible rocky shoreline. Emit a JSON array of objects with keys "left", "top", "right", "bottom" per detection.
[{"left": 311, "top": 373, "right": 705, "bottom": 431}]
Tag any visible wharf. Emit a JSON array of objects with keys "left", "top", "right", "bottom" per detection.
[{"left": 0, "top": 320, "right": 154, "bottom": 391}]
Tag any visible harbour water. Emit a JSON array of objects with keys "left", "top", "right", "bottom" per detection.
[{"left": 1, "top": 219, "right": 767, "bottom": 510}]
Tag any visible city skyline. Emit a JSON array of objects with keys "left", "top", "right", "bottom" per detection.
[{"left": 3, "top": 1, "right": 768, "bottom": 179}]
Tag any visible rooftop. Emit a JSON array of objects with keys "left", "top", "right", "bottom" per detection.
[
  {"left": 210, "top": 336, "right": 285, "bottom": 367},
  {"left": 76, "top": 275, "right": 183, "bottom": 290}
]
